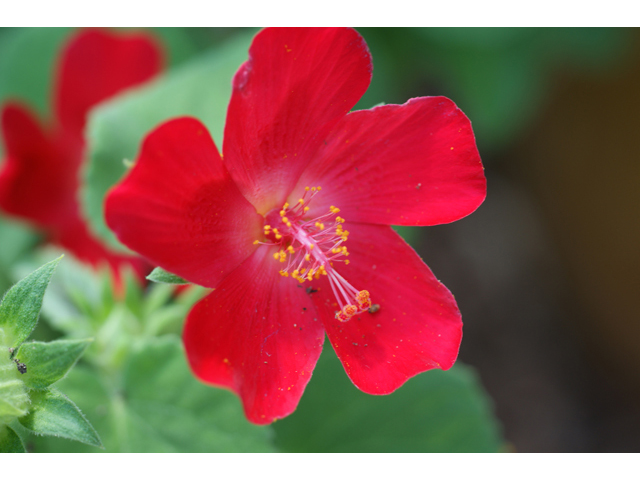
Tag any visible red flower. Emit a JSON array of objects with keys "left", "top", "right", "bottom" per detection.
[
  {"left": 105, "top": 28, "right": 486, "bottom": 424},
  {"left": 0, "top": 29, "right": 162, "bottom": 279}
]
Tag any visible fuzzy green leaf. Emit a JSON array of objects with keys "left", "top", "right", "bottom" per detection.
[
  {"left": 273, "top": 350, "right": 503, "bottom": 452},
  {"left": 146, "top": 268, "right": 190, "bottom": 285},
  {"left": 18, "top": 388, "right": 102, "bottom": 448},
  {"left": 0, "top": 425, "right": 26, "bottom": 453},
  {"left": 0, "top": 256, "right": 62, "bottom": 349},
  {"left": 33, "top": 336, "right": 273, "bottom": 452},
  {"left": 15, "top": 339, "right": 92, "bottom": 390}
]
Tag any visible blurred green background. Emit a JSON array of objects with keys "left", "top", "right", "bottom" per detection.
[{"left": 1, "top": 27, "right": 639, "bottom": 452}]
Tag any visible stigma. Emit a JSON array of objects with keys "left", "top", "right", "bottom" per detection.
[{"left": 256, "top": 186, "right": 374, "bottom": 322}]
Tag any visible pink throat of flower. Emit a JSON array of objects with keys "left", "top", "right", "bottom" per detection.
[{"left": 255, "top": 186, "right": 372, "bottom": 322}]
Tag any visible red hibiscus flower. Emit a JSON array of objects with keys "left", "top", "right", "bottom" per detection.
[
  {"left": 105, "top": 27, "right": 486, "bottom": 424},
  {"left": 0, "top": 29, "right": 162, "bottom": 280}
]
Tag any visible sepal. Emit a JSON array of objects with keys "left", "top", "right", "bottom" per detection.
[
  {"left": 18, "top": 387, "right": 103, "bottom": 448},
  {"left": 15, "top": 339, "right": 93, "bottom": 390},
  {"left": 147, "top": 267, "right": 190, "bottom": 285}
]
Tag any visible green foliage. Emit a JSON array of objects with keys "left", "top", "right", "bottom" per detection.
[
  {"left": 35, "top": 337, "right": 274, "bottom": 452},
  {"left": 18, "top": 388, "right": 102, "bottom": 448},
  {"left": 28, "top": 254, "right": 272, "bottom": 452},
  {"left": 0, "top": 424, "right": 25, "bottom": 452},
  {"left": 147, "top": 268, "right": 190, "bottom": 285},
  {"left": 0, "top": 256, "right": 62, "bottom": 349},
  {"left": 15, "top": 339, "right": 92, "bottom": 390},
  {"left": 83, "top": 29, "right": 257, "bottom": 250},
  {"left": 0, "top": 257, "right": 98, "bottom": 452},
  {"left": 273, "top": 348, "right": 503, "bottom": 452}
]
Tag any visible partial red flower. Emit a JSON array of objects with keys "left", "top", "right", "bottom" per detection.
[
  {"left": 0, "top": 29, "right": 163, "bottom": 280},
  {"left": 105, "top": 27, "right": 486, "bottom": 424}
]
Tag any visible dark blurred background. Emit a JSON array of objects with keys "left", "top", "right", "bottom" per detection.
[
  {"left": 1, "top": 27, "right": 638, "bottom": 452},
  {"left": 353, "top": 27, "right": 640, "bottom": 452}
]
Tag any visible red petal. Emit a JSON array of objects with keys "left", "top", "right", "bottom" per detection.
[
  {"left": 183, "top": 246, "right": 325, "bottom": 425},
  {"left": 0, "top": 103, "right": 148, "bottom": 280},
  {"left": 0, "top": 103, "right": 81, "bottom": 228},
  {"left": 105, "top": 117, "right": 264, "bottom": 288},
  {"left": 294, "top": 97, "right": 486, "bottom": 226},
  {"left": 55, "top": 29, "right": 162, "bottom": 136},
  {"left": 223, "top": 27, "right": 372, "bottom": 213},
  {"left": 311, "top": 223, "right": 462, "bottom": 394}
]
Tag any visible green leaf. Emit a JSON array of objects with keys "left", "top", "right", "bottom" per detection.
[
  {"left": 146, "top": 268, "right": 190, "bottom": 285},
  {"left": 18, "top": 387, "right": 102, "bottom": 448},
  {"left": 84, "top": 29, "right": 256, "bottom": 250},
  {"left": 0, "top": 256, "right": 62, "bottom": 349},
  {"left": 273, "top": 349, "right": 503, "bottom": 452},
  {"left": 15, "top": 339, "right": 92, "bottom": 390},
  {"left": 0, "top": 425, "right": 26, "bottom": 453},
  {"left": 32, "top": 336, "right": 274, "bottom": 452}
]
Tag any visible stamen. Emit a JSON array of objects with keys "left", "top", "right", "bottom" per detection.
[{"left": 257, "top": 186, "right": 376, "bottom": 322}]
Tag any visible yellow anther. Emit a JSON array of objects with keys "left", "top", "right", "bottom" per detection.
[
  {"left": 311, "top": 187, "right": 317, "bottom": 192},
  {"left": 345, "top": 260, "right": 350, "bottom": 265},
  {"left": 275, "top": 234, "right": 282, "bottom": 240},
  {"left": 279, "top": 270, "right": 289, "bottom": 277},
  {"left": 300, "top": 268, "right": 307, "bottom": 274},
  {"left": 273, "top": 252, "right": 280, "bottom": 260},
  {"left": 282, "top": 216, "right": 289, "bottom": 223},
  {"left": 304, "top": 206, "right": 310, "bottom": 212},
  {"left": 307, "top": 272, "right": 313, "bottom": 281},
  {"left": 280, "top": 210, "right": 286, "bottom": 216},
  {"left": 336, "top": 217, "right": 345, "bottom": 223},
  {"left": 272, "top": 228, "right": 279, "bottom": 234},
  {"left": 286, "top": 222, "right": 292, "bottom": 228},
  {"left": 309, "top": 244, "right": 315, "bottom": 250},
  {"left": 305, "top": 253, "right": 311, "bottom": 262},
  {"left": 330, "top": 206, "right": 340, "bottom": 214},
  {"left": 315, "top": 222, "right": 324, "bottom": 230},
  {"left": 298, "top": 198, "right": 305, "bottom": 204},
  {"left": 317, "top": 186, "right": 322, "bottom": 191},
  {"left": 305, "top": 187, "right": 310, "bottom": 191},
  {"left": 355, "top": 290, "right": 370, "bottom": 305},
  {"left": 264, "top": 225, "right": 271, "bottom": 231},
  {"left": 287, "top": 245, "right": 295, "bottom": 253},
  {"left": 253, "top": 240, "right": 260, "bottom": 245},
  {"left": 283, "top": 202, "right": 289, "bottom": 209}
]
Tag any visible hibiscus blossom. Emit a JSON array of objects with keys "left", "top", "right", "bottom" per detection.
[
  {"left": 0, "top": 29, "right": 162, "bottom": 280},
  {"left": 105, "top": 27, "right": 486, "bottom": 424}
]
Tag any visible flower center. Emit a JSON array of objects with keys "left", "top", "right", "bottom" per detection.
[{"left": 255, "top": 186, "right": 373, "bottom": 322}]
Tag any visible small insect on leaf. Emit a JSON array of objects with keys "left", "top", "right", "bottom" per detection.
[{"left": 14, "top": 358, "right": 27, "bottom": 374}]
